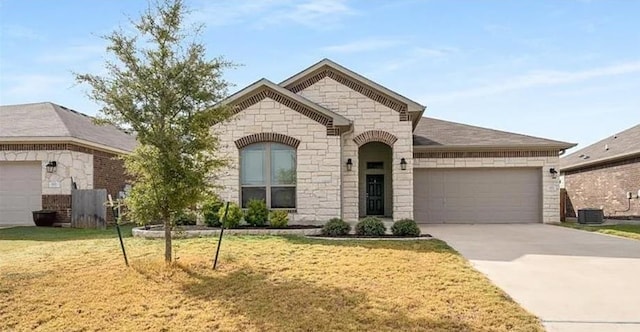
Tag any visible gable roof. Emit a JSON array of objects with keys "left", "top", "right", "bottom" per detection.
[
  {"left": 413, "top": 117, "right": 575, "bottom": 151},
  {"left": 280, "top": 58, "right": 426, "bottom": 127},
  {"left": 224, "top": 78, "right": 352, "bottom": 130},
  {"left": 560, "top": 123, "right": 640, "bottom": 171},
  {"left": 0, "top": 102, "right": 137, "bottom": 153}
]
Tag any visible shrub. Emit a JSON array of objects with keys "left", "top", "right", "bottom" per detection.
[
  {"left": 173, "top": 210, "right": 197, "bottom": 225},
  {"left": 245, "top": 199, "right": 269, "bottom": 226},
  {"left": 202, "top": 198, "right": 223, "bottom": 227},
  {"left": 391, "top": 219, "right": 421, "bottom": 237},
  {"left": 321, "top": 218, "right": 351, "bottom": 236},
  {"left": 355, "top": 217, "right": 386, "bottom": 236},
  {"left": 217, "top": 203, "right": 242, "bottom": 228},
  {"left": 269, "top": 210, "right": 289, "bottom": 228}
]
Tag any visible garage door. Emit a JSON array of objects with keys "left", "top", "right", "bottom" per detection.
[
  {"left": 0, "top": 162, "right": 42, "bottom": 226},
  {"left": 414, "top": 168, "right": 541, "bottom": 223}
]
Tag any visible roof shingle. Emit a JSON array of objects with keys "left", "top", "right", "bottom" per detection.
[
  {"left": 0, "top": 102, "right": 137, "bottom": 152},
  {"left": 414, "top": 117, "right": 575, "bottom": 150},
  {"left": 560, "top": 124, "right": 640, "bottom": 171}
]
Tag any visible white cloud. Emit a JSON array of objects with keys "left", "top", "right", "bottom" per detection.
[
  {"left": 36, "top": 44, "right": 106, "bottom": 64},
  {"left": 379, "top": 46, "right": 458, "bottom": 72},
  {"left": 1, "top": 74, "right": 69, "bottom": 103},
  {"left": 191, "top": 0, "right": 355, "bottom": 29},
  {"left": 0, "top": 24, "right": 43, "bottom": 41},
  {"left": 322, "top": 38, "right": 406, "bottom": 54},
  {"left": 425, "top": 60, "right": 640, "bottom": 102}
]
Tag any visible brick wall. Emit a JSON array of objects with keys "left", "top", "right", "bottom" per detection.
[
  {"left": 93, "top": 153, "right": 128, "bottom": 223},
  {"left": 42, "top": 195, "right": 72, "bottom": 223},
  {"left": 563, "top": 157, "right": 640, "bottom": 218}
]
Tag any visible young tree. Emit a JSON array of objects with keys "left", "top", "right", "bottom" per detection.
[{"left": 76, "top": 0, "right": 232, "bottom": 262}]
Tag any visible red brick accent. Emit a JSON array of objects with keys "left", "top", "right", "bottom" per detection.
[
  {"left": 93, "top": 153, "right": 128, "bottom": 223},
  {"left": 231, "top": 87, "right": 343, "bottom": 136},
  {"left": 353, "top": 130, "right": 398, "bottom": 147},
  {"left": 563, "top": 157, "right": 640, "bottom": 218},
  {"left": 234, "top": 133, "right": 301, "bottom": 149},
  {"left": 284, "top": 67, "right": 410, "bottom": 121},
  {"left": 413, "top": 150, "right": 559, "bottom": 159},
  {"left": 42, "top": 195, "right": 72, "bottom": 223}
]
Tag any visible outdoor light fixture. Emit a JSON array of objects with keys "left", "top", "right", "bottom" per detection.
[
  {"left": 549, "top": 168, "right": 558, "bottom": 179},
  {"left": 46, "top": 161, "right": 57, "bottom": 173},
  {"left": 346, "top": 158, "right": 353, "bottom": 171},
  {"left": 400, "top": 158, "right": 407, "bottom": 170}
]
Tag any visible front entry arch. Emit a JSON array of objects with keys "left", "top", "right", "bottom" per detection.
[{"left": 359, "top": 142, "right": 392, "bottom": 217}]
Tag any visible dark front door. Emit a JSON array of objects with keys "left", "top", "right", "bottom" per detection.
[{"left": 366, "top": 174, "right": 384, "bottom": 215}]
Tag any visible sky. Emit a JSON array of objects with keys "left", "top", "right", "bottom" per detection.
[{"left": 1, "top": 0, "right": 639, "bottom": 152}]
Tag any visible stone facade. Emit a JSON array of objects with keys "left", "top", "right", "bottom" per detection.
[
  {"left": 0, "top": 145, "right": 127, "bottom": 224},
  {"left": 414, "top": 155, "right": 561, "bottom": 223},
  {"left": 298, "top": 76, "right": 414, "bottom": 221},
  {"left": 563, "top": 156, "right": 640, "bottom": 218},
  {"left": 214, "top": 97, "right": 341, "bottom": 224}
]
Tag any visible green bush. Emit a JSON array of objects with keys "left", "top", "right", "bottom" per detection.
[
  {"left": 245, "top": 199, "right": 269, "bottom": 226},
  {"left": 173, "top": 210, "right": 197, "bottom": 225},
  {"left": 321, "top": 218, "right": 351, "bottom": 236},
  {"left": 217, "top": 203, "right": 242, "bottom": 228},
  {"left": 202, "top": 198, "right": 223, "bottom": 227},
  {"left": 355, "top": 217, "right": 386, "bottom": 236},
  {"left": 269, "top": 210, "right": 289, "bottom": 228},
  {"left": 391, "top": 219, "right": 421, "bottom": 237}
]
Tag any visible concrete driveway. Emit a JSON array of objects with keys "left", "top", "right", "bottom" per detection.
[{"left": 425, "top": 224, "right": 640, "bottom": 332}]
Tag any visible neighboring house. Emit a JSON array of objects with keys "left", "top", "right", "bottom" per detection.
[
  {"left": 0, "top": 102, "right": 137, "bottom": 226},
  {"left": 560, "top": 124, "right": 640, "bottom": 219},
  {"left": 214, "top": 59, "right": 575, "bottom": 224}
]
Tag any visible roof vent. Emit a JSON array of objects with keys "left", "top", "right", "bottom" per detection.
[
  {"left": 583, "top": 155, "right": 590, "bottom": 160},
  {"left": 605, "top": 144, "right": 609, "bottom": 151},
  {"left": 578, "top": 154, "right": 585, "bottom": 158}
]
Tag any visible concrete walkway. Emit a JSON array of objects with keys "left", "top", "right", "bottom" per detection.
[{"left": 424, "top": 224, "right": 640, "bottom": 332}]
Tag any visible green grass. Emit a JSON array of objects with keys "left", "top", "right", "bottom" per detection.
[
  {"left": 0, "top": 224, "right": 135, "bottom": 241},
  {"left": 559, "top": 222, "right": 640, "bottom": 240},
  {"left": 0, "top": 226, "right": 542, "bottom": 331}
]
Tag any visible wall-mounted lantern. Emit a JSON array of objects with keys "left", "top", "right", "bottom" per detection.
[
  {"left": 549, "top": 167, "right": 558, "bottom": 179},
  {"left": 400, "top": 158, "right": 407, "bottom": 171},
  {"left": 45, "top": 161, "right": 57, "bottom": 173},
  {"left": 346, "top": 158, "right": 353, "bottom": 171}
]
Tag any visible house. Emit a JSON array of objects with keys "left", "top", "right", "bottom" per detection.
[
  {"left": 214, "top": 59, "right": 575, "bottom": 224},
  {"left": 560, "top": 124, "right": 640, "bottom": 219},
  {"left": 0, "top": 102, "right": 137, "bottom": 226}
]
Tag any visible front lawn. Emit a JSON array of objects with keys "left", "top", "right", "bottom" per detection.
[
  {"left": 0, "top": 227, "right": 542, "bottom": 331},
  {"left": 559, "top": 222, "right": 640, "bottom": 240}
]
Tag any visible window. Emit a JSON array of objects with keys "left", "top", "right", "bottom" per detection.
[
  {"left": 240, "top": 142, "right": 296, "bottom": 209},
  {"left": 366, "top": 162, "right": 384, "bottom": 169}
]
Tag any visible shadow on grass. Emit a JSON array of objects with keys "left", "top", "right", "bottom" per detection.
[
  {"left": 0, "top": 225, "right": 135, "bottom": 242},
  {"left": 174, "top": 266, "right": 471, "bottom": 331},
  {"left": 282, "top": 235, "right": 457, "bottom": 254}
]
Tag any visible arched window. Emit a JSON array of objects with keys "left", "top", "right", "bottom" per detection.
[{"left": 240, "top": 142, "right": 296, "bottom": 209}]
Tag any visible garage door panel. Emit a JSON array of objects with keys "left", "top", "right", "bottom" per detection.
[
  {"left": 0, "top": 162, "right": 42, "bottom": 226},
  {"left": 414, "top": 168, "right": 541, "bottom": 224}
]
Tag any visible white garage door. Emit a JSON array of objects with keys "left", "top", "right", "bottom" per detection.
[
  {"left": 0, "top": 162, "right": 42, "bottom": 226},
  {"left": 414, "top": 168, "right": 541, "bottom": 224}
]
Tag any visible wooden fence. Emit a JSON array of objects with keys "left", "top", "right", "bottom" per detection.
[{"left": 71, "top": 189, "right": 107, "bottom": 229}]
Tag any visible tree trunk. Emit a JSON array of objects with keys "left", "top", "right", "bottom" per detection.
[{"left": 164, "top": 219, "right": 172, "bottom": 262}]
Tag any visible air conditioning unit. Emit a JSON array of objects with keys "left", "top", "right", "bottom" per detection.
[{"left": 577, "top": 209, "right": 604, "bottom": 224}]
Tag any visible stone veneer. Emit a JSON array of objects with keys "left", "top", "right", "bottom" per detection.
[
  {"left": 214, "top": 97, "right": 341, "bottom": 224},
  {"left": 413, "top": 155, "right": 561, "bottom": 223},
  {"left": 298, "top": 76, "right": 414, "bottom": 221},
  {"left": 0, "top": 150, "right": 94, "bottom": 194}
]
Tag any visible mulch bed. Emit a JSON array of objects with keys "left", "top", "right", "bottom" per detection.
[
  {"left": 147, "top": 224, "right": 322, "bottom": 231},
  {"left": 309, "top": 234, "right": 432, "bottom": 239}
]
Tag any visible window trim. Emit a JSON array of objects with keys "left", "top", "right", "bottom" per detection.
[{"left": 240, "top": 142, "right": 296, "bottom": 209}]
